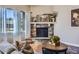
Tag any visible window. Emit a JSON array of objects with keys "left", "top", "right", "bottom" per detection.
[
  {"left": 0, "top": 8, "right": 27, "bottom": 43},
  {"left": 5, "top": 8, "right": 15, "bottom": 32},
  {"left": 17, "top": 11, "right": 25, "bottom": 32},
  {"left": 0, "top": 8, "right": 3, "bottom": 32},
  {"left": 0, "top": 8, "right": 26, "bottom": 33}
]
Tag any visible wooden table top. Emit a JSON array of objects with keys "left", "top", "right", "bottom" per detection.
[{"left": 43, "top": 43, "right": 68, "bottom": 51}]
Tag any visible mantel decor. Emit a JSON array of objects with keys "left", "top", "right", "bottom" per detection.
[{"left": 71, "top": 9, "right": 79, "bottom": 26}]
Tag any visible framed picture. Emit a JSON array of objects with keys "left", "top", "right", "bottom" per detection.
[{"left": 71, "top": 9, "right": 79, "bottom": 26}]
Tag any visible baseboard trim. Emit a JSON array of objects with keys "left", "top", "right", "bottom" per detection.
[{"left": 61, "top": 41, "right": 79, "bottom": 47}]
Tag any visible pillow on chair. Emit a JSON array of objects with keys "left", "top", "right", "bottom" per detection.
[{"left": 22, "top": 42, "right": 34, "bottom": 54}]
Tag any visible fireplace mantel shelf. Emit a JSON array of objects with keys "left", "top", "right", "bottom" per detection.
[
  {"left": 31, "top": 37, "right": 49, "bottom": 39},
  {"left": 30, "top": 22, "right": 55, "bottom": 24}
]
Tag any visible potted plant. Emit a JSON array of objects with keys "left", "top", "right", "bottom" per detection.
[{"left": 50, "top": 35, "right": 60, "bottom": 46}]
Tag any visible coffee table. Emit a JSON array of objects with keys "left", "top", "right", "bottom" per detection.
[{"left": 43, "top": 43, "right": 68, "bottom": 54}]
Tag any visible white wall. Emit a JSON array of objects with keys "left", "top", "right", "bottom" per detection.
[
  {"left": 30, "top": 5, "right": 54, "bottom": 16},
  {"left": 54, "top": 5, "right": 79, "bottom": 47}
]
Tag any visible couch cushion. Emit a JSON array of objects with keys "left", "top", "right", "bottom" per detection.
[
  {"left": 7, "top": 48, "right": 16, "bottom": 54},
  {"left": 0, "top": 50, "right": 4, "bottom": 54},
  {"left": 0, "top": 41, "right": 16, "bottom": 54}
]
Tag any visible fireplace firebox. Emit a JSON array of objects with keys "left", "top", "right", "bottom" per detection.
[{"left": 36, "top": 27, "right": 48, "bottom": 37}]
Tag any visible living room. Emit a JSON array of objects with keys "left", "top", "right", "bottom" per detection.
[{"left": 0, "top": 5, "right": 79, "bottom": 54}]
